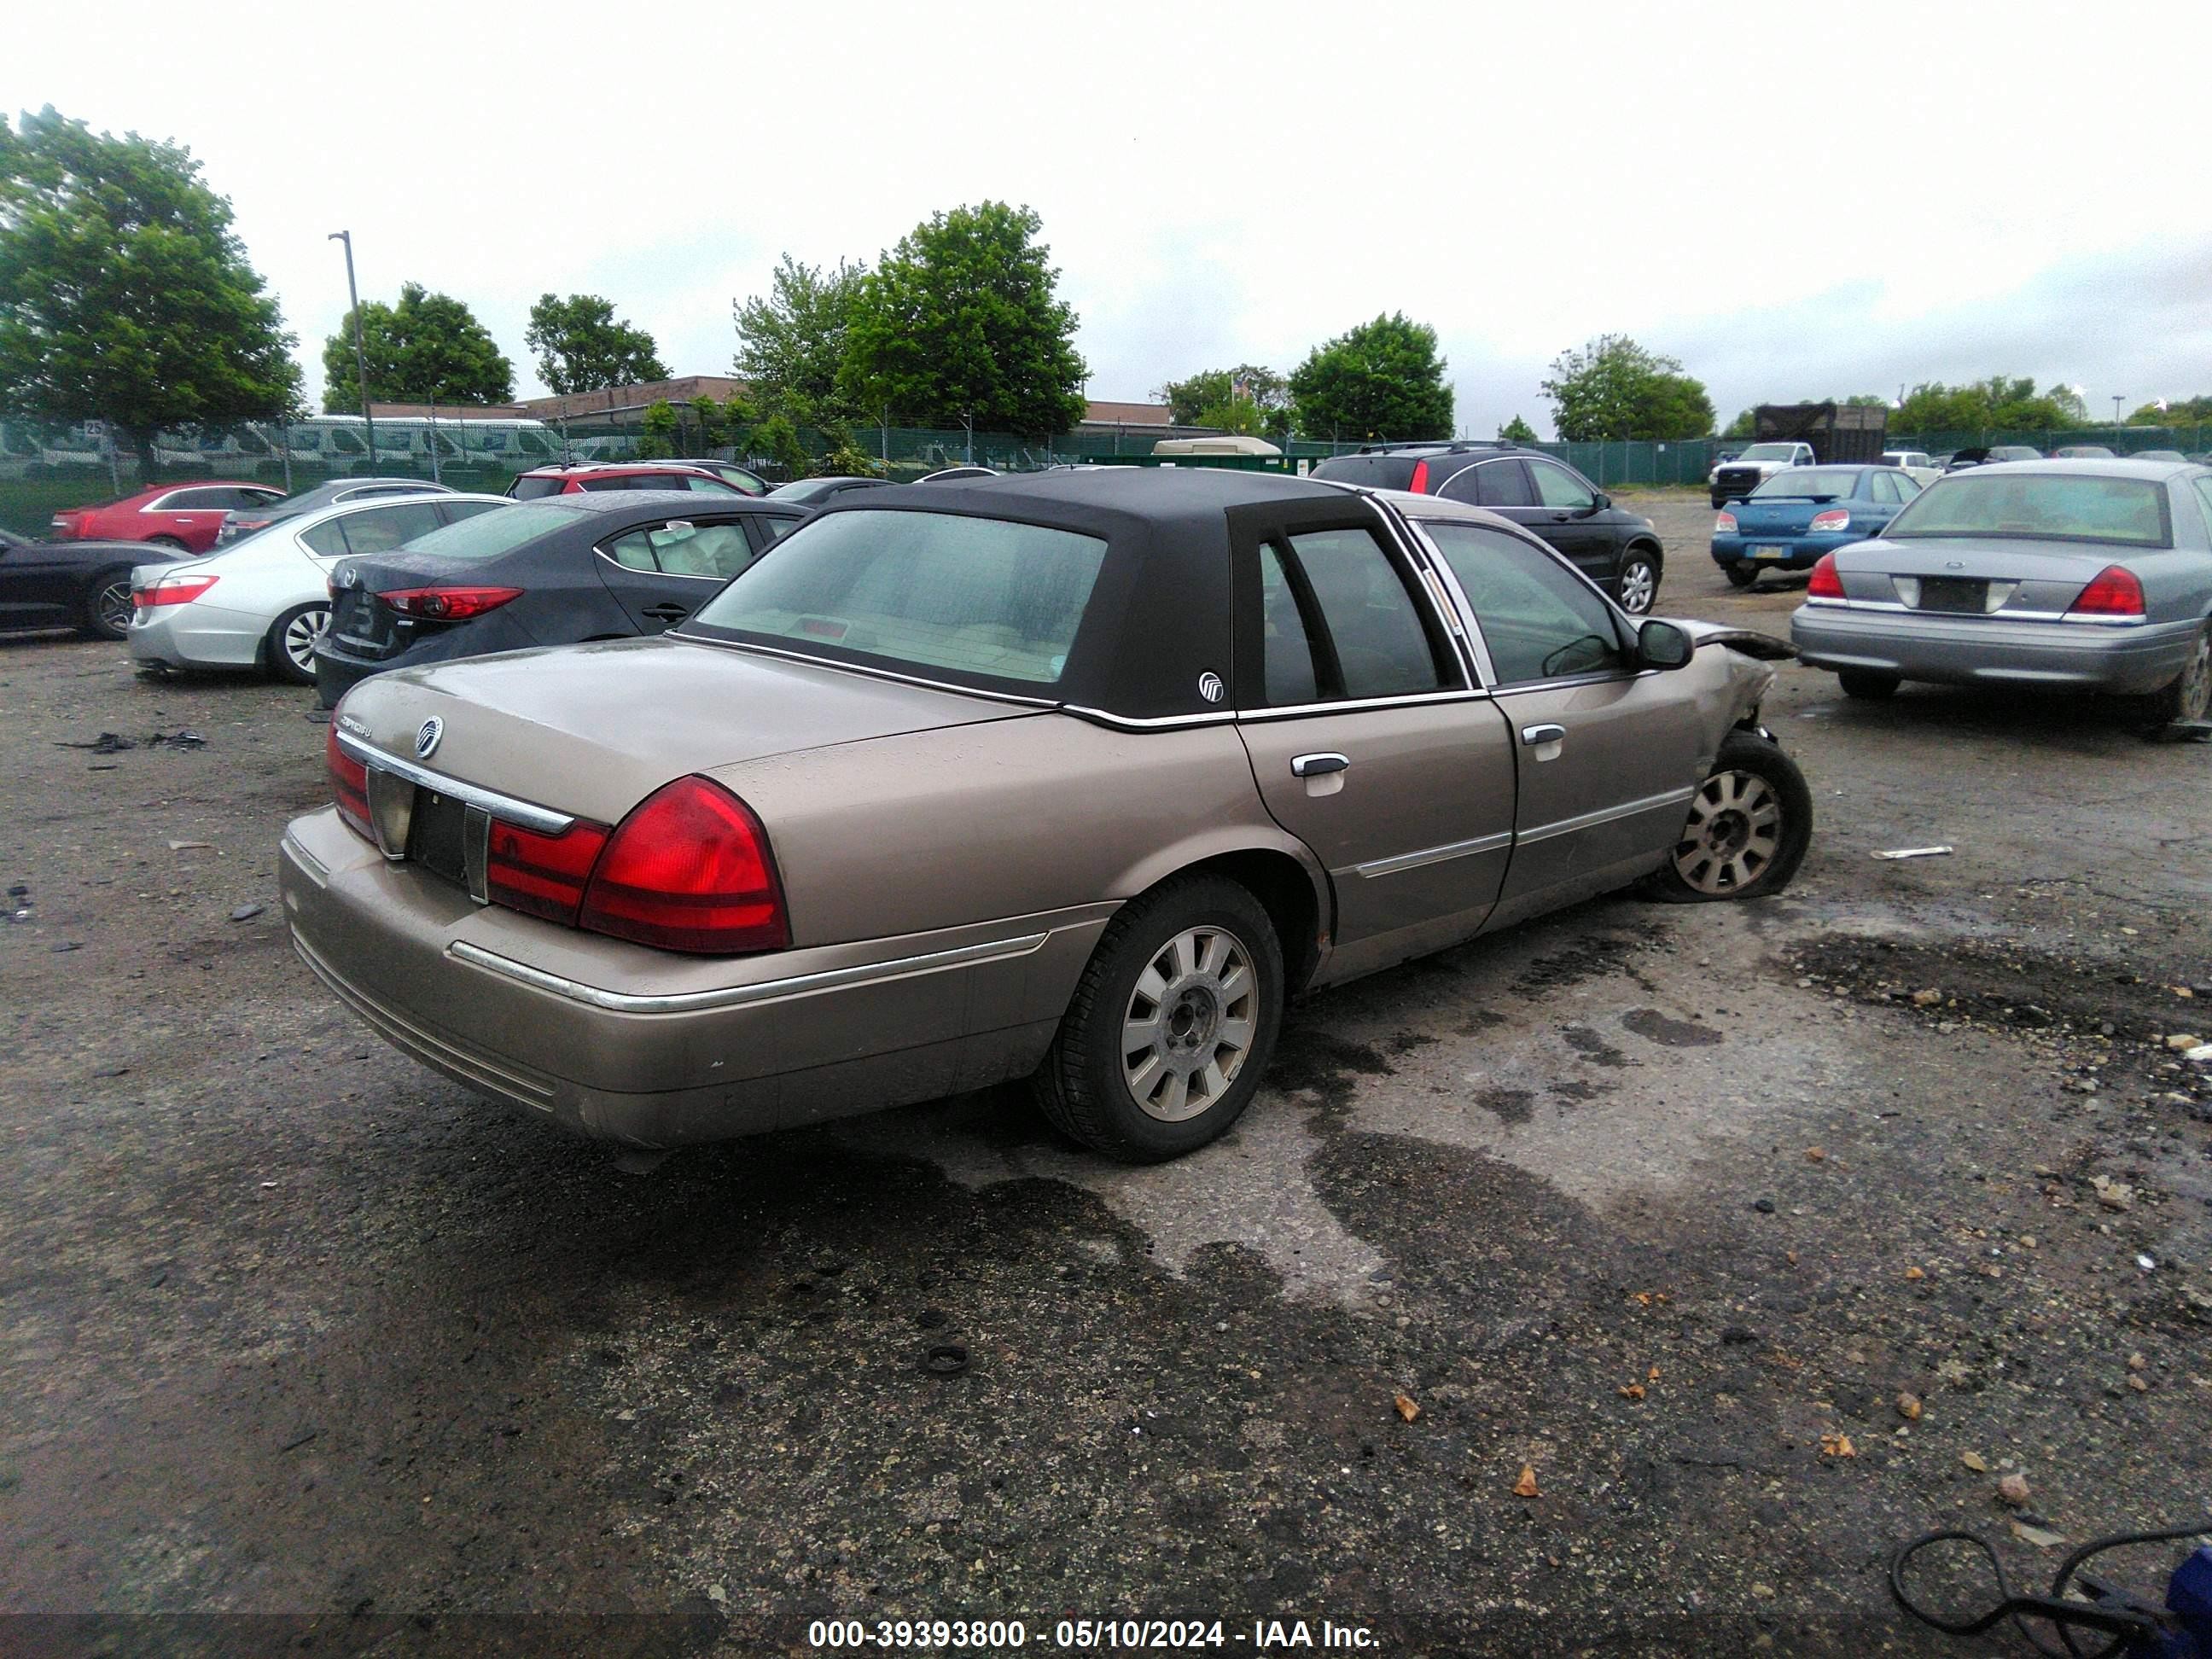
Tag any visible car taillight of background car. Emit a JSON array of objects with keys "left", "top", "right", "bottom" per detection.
[
  {"left": 135, "top": 573, "right": 219, "bottom": 608},
  {"left": 1809, "top": 509, "right": 1852, "bottom": 533}
]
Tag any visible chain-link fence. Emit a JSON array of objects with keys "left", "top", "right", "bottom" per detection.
[{"left": 9, "top": 411, "right": 2209, "bottom": 536}]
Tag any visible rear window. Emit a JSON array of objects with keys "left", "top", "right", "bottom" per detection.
[
  {"left": 1886, "top": 474, "right": 2169, "bottom": 547},
  {"left": 392, "top": 502, "right": 573, "bottom": 562},
  {"left": 1737, "top": 445, "right": 1801, "bottom": 463},
  {"left": 509, "top": 475, "right": 568, "bottom": 500},
  {"left": 1751, "top": 469, "right": 1861, "bottom": 498},
  {"left": 1308, "top": 455, "right": 1422, "bottom": 491},
  {"left": 689, "top": 509, "right": 1107, "bottom": 688}
]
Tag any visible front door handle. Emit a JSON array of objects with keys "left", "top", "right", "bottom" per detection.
[
  {"left": 1520, "top": 724, "right": 1567, "bottom": 748},
  {"left": 1290, "top": 752, "right": 1348, "bottom": 777},
  {"left": 643, "top": 603, "right": 690, "bottom": 622}
]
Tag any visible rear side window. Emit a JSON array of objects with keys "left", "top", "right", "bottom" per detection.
[
  {"left": 1308, "top": 455, "right": 1420, "bottom": 491},
  {"left": 299, "top": 501, "right": 447, "bottom": 558},
  {"left": 1260, "top": 527, "right": 1451, "bottom": 703},
  {"left": 509, "top": 475, "right": 567, "bottom": 499},
  {"left": 690, "top": 509, "right": 1107, "bottom": 687},
  {"left": 602, "top": 521, "right": 757, "bottom": 579},
  {"left": 1426, "top": 523, "right": 1626, "bottom": 685},
  {"left": 1446, "top": 459, "right": 1534, "bottom": 508}
]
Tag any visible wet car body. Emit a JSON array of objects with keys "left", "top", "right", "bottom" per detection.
[
  {"left": 1790, "top": 458, "right": 2212, "bottom": 713},
  {"left": 282, "top": 471, "right": 1804, "bottom": 1160},
  {"left": 312, "top": 492, "right": 807, "bottom": 706}
]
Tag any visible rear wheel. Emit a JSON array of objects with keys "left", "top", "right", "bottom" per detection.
[
  {"left": 1641, "top": 731, "right": 1813, "bottom": 904},
  {"left": 1723, "top": 563, "right": 1760, "bottom": 590},
  {"left": 1838, "top": 670, "right": 1901, "bottom": 701},
  {"left": 2143, "top": 620, "right": 2211, "bottom": 726},
  {"left": 80, "top": 568, "right": 135, "bottom": 640},
  {"left": 147, "top": 535, "right": 188, "bottom": 550},
  {"left": 266, "top": 602, "right": 329, "bottom": 685},
  {"left": 1615, "top": 550, "right": 1660, "bottom": 614},
  {"left": 1034, "top": 876, "right": 1284, "bottom": 1162}
]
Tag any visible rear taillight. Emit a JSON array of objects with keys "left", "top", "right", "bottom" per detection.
[
  {"left": 2068, "top": 565, "right": 2145, "bottom": 618},
  {"left": 376, "top": 585, "right": 523, "bottom": 620},
  {"left": 327, "top": 727, "right": 372, "bottom": 841},
  {"left": 1714, "top": 511, "right": 1738, "bottom": 533},
  {"left": 1408, "top": 459, "right": 1430, "bottom": 493},
  {"left": 486, "top": 817, "right": 611, "bottom": 924},
  {"left": 136, "top": 573, "right": 218, "bottom": 608},
  {"left": 577, "top": 776, "right": 789, "bottom": 955},
  {"left": 1810, "top": 509, "right": 1852, "bottom": 533},
  {"left": 1806, "top": 554, "right": 1845, "bottom": 599}
]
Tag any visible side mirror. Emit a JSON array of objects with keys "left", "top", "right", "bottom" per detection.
[
  {"left": 1591, "top": 491, "right": 1611, "bottom": 510},
  {"left": 1637, "top": 618, "right": 1694, "bottom": 670}
]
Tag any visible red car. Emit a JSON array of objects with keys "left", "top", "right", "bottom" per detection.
[
  {"left": 506, "top": 463, "right": 748, "bottom": 501},
  {"left": 51, "top": 481, "right": 288, "bottom": 555}
]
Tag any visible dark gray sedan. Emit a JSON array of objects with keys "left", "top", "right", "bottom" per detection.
[{"left": 1790, "top": 458, "right": 2212, "bottom": 724}]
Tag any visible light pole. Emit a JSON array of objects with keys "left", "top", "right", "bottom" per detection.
[
  {"left": 328, "top": 230, "right": 377, "bottom": 474},
  {"left": 2112, "top": 395, "right": 2125, "bottom": 439}
]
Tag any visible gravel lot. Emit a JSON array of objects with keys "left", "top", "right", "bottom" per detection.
[{"left": 3, "top": 489, "right": 2209, "bottom": 1656}]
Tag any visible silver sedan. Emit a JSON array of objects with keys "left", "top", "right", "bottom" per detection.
[{"left": 1790, "top": 458, "right": 2212, "bottom": 724}]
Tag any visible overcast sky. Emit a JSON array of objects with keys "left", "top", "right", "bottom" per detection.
[{"left": 9, "top": 2, "right": 2208, "bottom": 439}]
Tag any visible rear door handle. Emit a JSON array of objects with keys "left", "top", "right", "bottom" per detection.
[
  {"left": 643, "top": 603, "right": 690, "bottom": 622},
  {"left": 1520, "top": 724, "right": 1567, "bottom": 747},
  {"left": 1290, "top": 752, "right": 1348, "bottom": 777}
]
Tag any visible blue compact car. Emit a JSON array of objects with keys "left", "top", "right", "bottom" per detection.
[{"left": 1711, "top": 465, "right": 1921, "bottom": 589}]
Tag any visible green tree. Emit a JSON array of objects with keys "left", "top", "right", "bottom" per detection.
[
  {"left": 0, "top": 107, "right": 301, "bottom": 473},
  {"left": 2130, "top": 396, "right": 2212, "bottom": 426},
  {"left": 1540, "top": 335, "right": 1714, "bottom": 441},
  {"left": 1158, "top": 364, "right": 1288, "bottom": 427},
  {"left": 1721, "top": 408, "right": 1757, "bottom": 439},
  {"left": 1892, "top": 376, "right": 2084, "bottom": 436},
  {"left": 841, "top": 202, "right": 1088, "bottom": 439},
  {"left": 733, "top": 254, "right": 865, "bottom": 424},
  {"left": 523, "top": 292, "right": 667, "bottom": 395},
  {"left": 1192, "top": 398, "right": 1268, "bottom": 438},
  {"left": 1498, "top": 414, "right": 1539, "bottom": 443},
  {"left": 321, "top": 282, "right": 513, "bottom": 410},
  {"left": 691, "top": 393, "right": 727, "bottom": 451},
  {"left": 813, "top": 421, "right": 880, "bottom": 479},
  {"left": 637, "top": 398, "right": 678, "bottom": 459},
  {"left": 748, "top": 412, "right": 807, "bottom": 480},
  {"left": 1288, "top": 313, "right": 1453, "bottom": 442}
]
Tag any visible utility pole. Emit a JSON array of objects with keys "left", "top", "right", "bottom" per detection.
[
  {"left": 329, "top": 230, "right": 377, "bottom": 474},
  {"left": 427, "top": 384, "right": 441, "bottom": 484},
  {"left": 2112, "top": 394, "right": 2125, "bottom": 438}
]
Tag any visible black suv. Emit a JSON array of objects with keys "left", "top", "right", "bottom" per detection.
[{"left": 1310, "top": 442, "right": 1665, "bottom": 614}]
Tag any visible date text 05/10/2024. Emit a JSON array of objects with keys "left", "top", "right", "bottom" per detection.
[{"left": 804, "top": 1617, "right": 1381, "bottom": 1650}]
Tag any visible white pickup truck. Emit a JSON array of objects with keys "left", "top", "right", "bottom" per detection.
[
  {"left": 1708, "top": 442, "right": 1813, "bottom": 507},
  {"left": 1877, "top": 450, "right": 1942, "bottom": 488}
]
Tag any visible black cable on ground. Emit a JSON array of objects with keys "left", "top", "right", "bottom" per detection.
[{"left": 1889, "top": 1520, "right": 2212, "bottom": 1657}]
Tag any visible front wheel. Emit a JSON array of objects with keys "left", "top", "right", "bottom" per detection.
[
  {"left": 1033, "top": 875, "right": 1284, "bottom": 1161},
  {"left": 1640, "top": 732, "right": 1813, "bottom": 904},
  {"left": 1722, "top": 562, "right": 1760, "bottom": 590},
  {"left": 81, "top": 569, "right": 135, "bottom": 640},
  {"left": 1615, "top": 550, "right": 1660, "bottom": 614},
  {"left": 266, "top": 602, "right": 329, "bottom": 685},
  {"left": 2142, "top": 620, "right": 2210, "bottom": 726}
]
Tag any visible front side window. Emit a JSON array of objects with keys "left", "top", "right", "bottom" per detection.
[
  {"left": 1424, "top": 522, "right": 1627, "bottom": 685},
  {"left": 1260, "top": 527, "right": 1450, "bottom": 702},
  {"left": 690, "top": 509, "right": 1107, "bottom": 688},
  {"left": 1886, "top": 474, "right": 2169, "bottom": 546},
  {"left": 1528, "top": 463, "right": 1596, "bottom": 510}
]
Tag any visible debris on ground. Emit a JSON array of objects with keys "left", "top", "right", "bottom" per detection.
[
  {"left": 1819, "top": 1432, "right": 1856, "bottom": 1458},
  {"left": 1872, "top": 845, "right": 1954, "bottom": 860},
  {"left": 168, "top": 840, "right": 212, "bottom": 851},
  {"left": 229, "top": 904, "right": 265, "bottom": 923},
  {"left": 148, "top": 730, "right": 206, "bottom": 750},
  {"left": 1393, "top": 1393, "right": 1421, "bottom": 1423},
  {"left": 54, "top": 732, "right": 134, "bottom": 754},
  {"left": 1512, "top": 1464, "right": 1540, "bottom": 1498},
  {"left": 1897, "top": 1392, "right": 1923, "bottom": 1421},
  {"left": 1962, "top": 1451, "right": 1989, "bottom": 1472},
  {"left": 1997, "top": 1472, "right": 2030, "bottom": 1506}
]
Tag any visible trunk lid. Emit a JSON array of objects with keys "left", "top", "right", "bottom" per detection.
[
  {"left": 1829, "top": 534, "right": 2124, "bottom": 614},
  {"left": 1729, "top": 496, "right": 1836, "bottom": 537},
  {"left": 331, "top": 633, "right": 1038, "bottom": 828}
]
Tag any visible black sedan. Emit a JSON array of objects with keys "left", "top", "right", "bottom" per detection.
[
  {"left": 768, "top": 475, "right": 899, "bottom": 504},
  {"left": 0, "top": 527, "right": 192, "bottom": 641},
  {"left": 313, "top": 492, "right": 807, "bottom": 707}
]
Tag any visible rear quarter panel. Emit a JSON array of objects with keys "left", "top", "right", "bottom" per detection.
[{"left": 708, "top": 714, "right": 1323, "bottom": 948}]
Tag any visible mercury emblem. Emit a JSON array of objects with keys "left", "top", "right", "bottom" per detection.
[
  {"left": 1197, "top": 672, "right": 1225, "bottom": 704},
  {"left": 415, "top": 717, "right": 444, "bottom": 760}
]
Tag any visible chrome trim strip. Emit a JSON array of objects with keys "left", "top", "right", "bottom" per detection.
[
  {"left": 335, "top": 730, "right": 575, "bottom": 835},
  {"left": 1517, "top": 785, "right": 1696, "bottom": 847},
  {"left": 1058, "top": 704, "right": 1240, "bottom": 731},
  {"left": 445, "top": 930, "right": 1051, "bottom": 1016},
  {"left": 1233, "top": 687, "right": 1494, "bottom": 722},
  {"left": 1355, "top": 830, "right": 1514, "bottom": 879}
]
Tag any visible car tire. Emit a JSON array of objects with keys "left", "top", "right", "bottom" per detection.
[
  {"left": 1722, "top": 562, "right": 1759, "bottom": 591},
  {"left": 1034, "top": 875, "right": 1284, "bottom": 1162},
  {"left": 1615, "top": 550, "right": 1661, "bottom": 615},
  {"left": 1639, "top": 731, "right": 1813, "bottom": 905},
  {"left": 1709, "top": 495, "right": 1726, "bottom": 510},
  {"left": 79, "top": 568, "right": 136, "bottom": 641},
  {"left": 2141, "top": 620, "right": 2211, "bottom": 727},
  {"left": 147, "top": 535, "right": 189, "bottom": 550},
  {"left": 1837, "top": 670, "right": 1901, "bottom": 701},
  {"left": 265, "top": 602, "right": 330, "bottom": 686}
]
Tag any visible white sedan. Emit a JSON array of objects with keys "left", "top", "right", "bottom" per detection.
[{"left": 127, "top": 492, "right": 508, "bottom": 684}]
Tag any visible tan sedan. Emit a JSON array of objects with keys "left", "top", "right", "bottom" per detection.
[{"left": 282, "top": 470, "right": 1810, "bottom": 1161}]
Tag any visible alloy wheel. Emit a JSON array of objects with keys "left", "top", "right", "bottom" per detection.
[
  {"left": 95, "top": 580, "right": 133, "bottom": 636},
  {"left": 1618, "top": 559, "right": 1657, "bottom": 614},
  {"left": 1672, "top": 769, "right": 1783, "bottom": 894},
  {"left": 283, "top": 605, "right": 330, "bottom": 675},
  {"left": 1121, "top": 924, "right": 1258, "bottom": 1121},
  {"left": 2179, "top": 629, "right": 2211, "bottom": 722}
]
